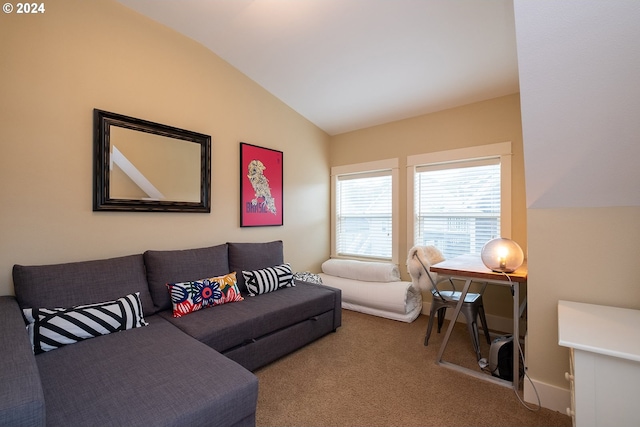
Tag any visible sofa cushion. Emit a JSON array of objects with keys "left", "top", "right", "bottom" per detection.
[
  {"left": 144, "top": 244, "right": 230, "bottom": 312},
  {"left": 23, "top": 293, "right": 148, "bottom": 354},
  {"left": 228, "top": 240, "right": 283, "bottom": 294},
  {"left": 159, "top": 282, "right": 338, "bottom": 354},
  {"left": 13, "top": 255, "right": 156, "bottom": 317},
  {"left": 34, "top": 314, "right": 258, "bottom": 427},
  {"left": 167, "top": 272, "right": 244, "bottom": 318},
  {"left": 243, "top": 263, "right": 294, "bottom": 296}
]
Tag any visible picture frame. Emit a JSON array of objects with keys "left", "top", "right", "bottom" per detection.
[
  {"left": 93, "top": 109, "right": 211, "bottom": 213},
  {"left": 239, "top": 142, "right": 283, "bottom": 227}
]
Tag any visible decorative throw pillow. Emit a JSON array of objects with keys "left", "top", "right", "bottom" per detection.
[
  {"left": 167, "top": 272, "right": 244, "bottom": 318},
  {"left": 23, "top": 292, "right": 148, "bottom": 355},
  {"left": 293, "top": 271, "right": 323, "bottom": 285},
  {"left": 243, "top": 263, "right": 295, "bottom": 296}
]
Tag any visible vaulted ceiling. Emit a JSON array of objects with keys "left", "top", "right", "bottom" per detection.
[{"left": 117, "top": 0, "right": 519, "bottom": 135}]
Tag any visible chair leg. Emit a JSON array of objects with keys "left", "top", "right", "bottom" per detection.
[
  {"left": 436, "top": 307, "right": 446, "bottom": 333},
  {"left": 424, "top": 307, "right": 437, "bottom": 346},
  {"left": 478, "top": 305, "right": 491, "bottom": 344}
]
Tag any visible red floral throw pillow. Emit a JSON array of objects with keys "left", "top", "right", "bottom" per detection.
[{"left": 167, "top": 272, "right": 244, "bottom": 318}]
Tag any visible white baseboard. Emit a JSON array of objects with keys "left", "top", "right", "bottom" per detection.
[
  {"left": 422, "top": 301, "right": 571, "bottom": 414},
  {"left": 524, "top": 377, "right": 571, "bottom": 414}
]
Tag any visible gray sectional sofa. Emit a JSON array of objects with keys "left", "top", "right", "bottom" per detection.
[{"left": 0, "top": 241, "right": 341, "bottom": 427}]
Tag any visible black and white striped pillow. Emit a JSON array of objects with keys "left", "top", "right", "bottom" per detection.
[
  {"left": 23, "top": 292, "right": 148, "bottom": 354},
  {"left": 243, "top": 263, "right": 295, "bottom": 296}
]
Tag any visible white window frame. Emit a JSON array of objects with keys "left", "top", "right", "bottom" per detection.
[
  {"left": 406, "top": 142, "right": 513, "bottom": 256},
  {"left": 331, "top": 158, "right": 400, "bottom": 263}
]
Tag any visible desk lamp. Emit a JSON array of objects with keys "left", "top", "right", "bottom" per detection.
[{"left": 480, "top": 238, "right": 524, "bottom": 273}]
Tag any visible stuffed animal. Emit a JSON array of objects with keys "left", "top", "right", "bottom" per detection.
[{"left": 406, "top": 245, "right": 445, "bottom": 293}]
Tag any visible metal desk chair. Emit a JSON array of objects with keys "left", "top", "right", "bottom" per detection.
[{"left": 409, "top": 246, "right": 491, "bottom": 361}]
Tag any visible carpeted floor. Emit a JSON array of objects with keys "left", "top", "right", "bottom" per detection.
[{"left": 255, "top": 309, "right": 572, "bottom": 427}]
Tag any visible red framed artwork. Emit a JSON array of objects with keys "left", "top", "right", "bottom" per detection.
[{"left": 240, "top": 143, "right": 283, "bottom": 227}]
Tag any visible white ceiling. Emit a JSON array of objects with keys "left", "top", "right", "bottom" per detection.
[{"left": 117, "top": 0, "right": 519, "bottom": 135}]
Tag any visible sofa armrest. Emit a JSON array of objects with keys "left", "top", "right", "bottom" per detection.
[{"left": 0, "top": 296, "right": 45, "bottom": 427}]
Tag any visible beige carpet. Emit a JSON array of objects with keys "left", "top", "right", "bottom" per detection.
[{"left": 255, "top": 309, "right": 572, "bottom": 427}]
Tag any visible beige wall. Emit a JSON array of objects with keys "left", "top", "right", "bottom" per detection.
[
  {"left": 330, "top": 93, "right": 526, "bottom": 318},
  {"left": 0, "top": 0, "right": 330, "bottom": 296},
  {"left": 514, "top": 1, "right": 640, "bottom": 411},
  {"left": 527, "top": 207, "right": 640, "bottom": 388}
]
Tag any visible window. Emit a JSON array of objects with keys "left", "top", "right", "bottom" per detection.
[
  {"left": 407, "top": 142, "right": 512, "bottom": 259},
  {"left": 331, "top": 159, "right": 399, "bottom": 262}
]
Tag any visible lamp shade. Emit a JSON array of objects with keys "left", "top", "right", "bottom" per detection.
[{"left": 480, "top": 238, "right": 524, "bottom": 273}]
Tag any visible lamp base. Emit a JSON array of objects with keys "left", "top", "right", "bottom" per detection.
[{"left": 491, "top": 268, "right": 516, "bottom": 273}]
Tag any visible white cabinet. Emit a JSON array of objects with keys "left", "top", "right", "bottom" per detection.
[{"left": 558, "top": 300, "right": 640, "bottom": 427}]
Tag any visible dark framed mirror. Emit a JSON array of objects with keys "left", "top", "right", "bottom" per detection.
[{"left": 93, "top": 109, "right": 211, "bottom": 213}]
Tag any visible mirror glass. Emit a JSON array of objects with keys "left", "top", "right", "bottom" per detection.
[{"left": 94, "top": 109, "right": 211, "bottom": 212}]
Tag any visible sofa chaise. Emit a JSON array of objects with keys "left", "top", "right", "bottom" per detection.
[{"left": 0, "top": 241, "right": 341, "bottom": 427}]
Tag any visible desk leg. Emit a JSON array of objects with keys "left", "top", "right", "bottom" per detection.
[
  {"left": 513, "top": 283, "right": 520, "bottom": 391},
  {"left": 436, "top": 278, "right": 472, "bottom": 363}
]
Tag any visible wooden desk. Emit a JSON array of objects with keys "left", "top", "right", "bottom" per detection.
[{"left": 430, "top": 254, "right": 527, "bottom": 391}]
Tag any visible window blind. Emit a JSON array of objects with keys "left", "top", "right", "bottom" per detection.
[
  {"left": 336, "top": 171, "right": 392, "bottom": 260},
  {"left": 414, "top": 158, "right": 501, "bottom": 259}
]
